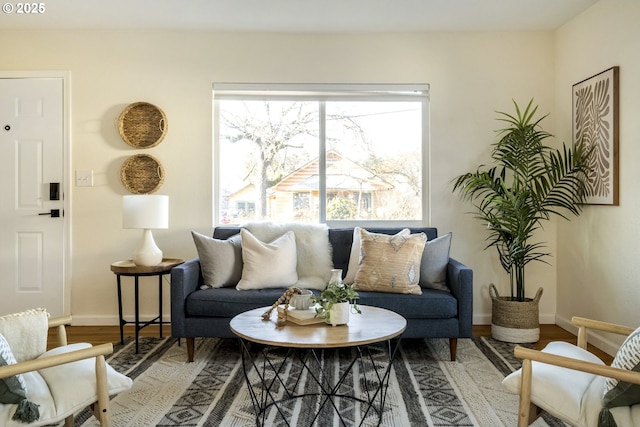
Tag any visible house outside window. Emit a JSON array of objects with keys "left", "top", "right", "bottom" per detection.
[{"left": 213, "top": 84, "right": 429, "bottom": 227}]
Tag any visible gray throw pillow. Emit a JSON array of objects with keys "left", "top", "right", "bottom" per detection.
[
  {"left": 0, "top": 333, "right": 40, "bottom": 423},
  {"left": 191, "top": 231, "right": 242, "bottom": 289},
  {"left": 419, "top": 232, "right": 452, "bottom": 292}
]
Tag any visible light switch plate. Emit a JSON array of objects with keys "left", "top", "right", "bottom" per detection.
[{"left": 76, "top": 170, "right": 94, "bottom": 187}]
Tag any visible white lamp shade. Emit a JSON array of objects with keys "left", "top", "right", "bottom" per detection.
[{"left": 122, "top": 195, "right": 169, "bottom": 229}]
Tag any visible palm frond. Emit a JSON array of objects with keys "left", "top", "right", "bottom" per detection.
[{"left": 452, "top": 100, "right": 593, "bottom": 301}]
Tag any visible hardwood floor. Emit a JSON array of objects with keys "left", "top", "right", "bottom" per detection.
[
  {"left": 474, "top": 324, "right": 614, "bottom": 364},
  {"left": 49, "top": 323, "right": 614, "bottom": 365}
]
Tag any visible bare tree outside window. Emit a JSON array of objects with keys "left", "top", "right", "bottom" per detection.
[{"left": 215, "top": 88, "right": 425, "bottom": 225}]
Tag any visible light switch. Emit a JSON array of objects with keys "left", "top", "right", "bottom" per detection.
[{"left": 76, "top": 170, "right": 94, "bottom": 187}]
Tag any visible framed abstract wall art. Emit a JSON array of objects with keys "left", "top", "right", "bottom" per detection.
[{"left": 572, "top": 66, "right": 619, "bottom": 205}]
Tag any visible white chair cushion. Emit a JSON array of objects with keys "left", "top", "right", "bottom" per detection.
[
  {"left": 0, "top": 343, "right": 132, "bottom": 427},
  {"left": 503, "top": 341, "right": 605, "bottom": 427}
]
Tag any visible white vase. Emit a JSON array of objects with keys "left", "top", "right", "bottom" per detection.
[
  {"left": 329, "top": 268, "right": 342, "bottom": 286},
  {"left": 327, "top": 302, "right": 350, "bottom": 326}
]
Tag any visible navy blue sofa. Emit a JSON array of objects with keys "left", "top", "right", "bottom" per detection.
[{"left": 170, "top": 227, "right": 473, "bottom": 361}]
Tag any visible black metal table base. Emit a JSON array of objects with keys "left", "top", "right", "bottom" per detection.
[
  {"left": 238, "top": 339, "right": 401, "bottom": 427},
  {"left": 116, "top": 273, "right": 164, "bottom": 353}
]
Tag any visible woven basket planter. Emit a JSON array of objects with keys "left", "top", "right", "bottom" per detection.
[{"left": 489, "top": 283, "right": 543, "bottom": 343}]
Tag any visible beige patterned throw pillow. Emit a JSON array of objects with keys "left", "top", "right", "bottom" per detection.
[
  {"left": 353, "top": 229, "right": 427, "bottom": 295},
  {"left": 344, "top": 227, "right": 410, "bottom": 284}
]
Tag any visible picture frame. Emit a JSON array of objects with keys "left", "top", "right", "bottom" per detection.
[{"left": 572, "top": 66, "right": 619, "bottom": 205}]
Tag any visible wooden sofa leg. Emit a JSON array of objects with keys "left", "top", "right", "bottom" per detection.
[
  {"left": 449, "top": 338, "right": 457, "bottom": 361},
  {"left": 187, "top": 337, "right": 195, "bottom": 362}
]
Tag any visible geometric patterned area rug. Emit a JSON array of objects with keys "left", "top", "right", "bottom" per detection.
[{"left": 64, "top": 336, "right": 568, "bottom": 427}]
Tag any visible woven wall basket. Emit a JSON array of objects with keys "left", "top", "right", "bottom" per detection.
[
  {"left": 120, "top": 154, "right": 165, "bottom": 194},
  {"left": 117, "top": 102, "right": 167, "bottom": 148},
  {"left": 489, "top": 283, "right": 543, "bottom": 343}
]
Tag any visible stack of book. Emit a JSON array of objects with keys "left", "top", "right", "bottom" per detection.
[{"left": 277, "top": 305, "right": 325, "bottom": 325}]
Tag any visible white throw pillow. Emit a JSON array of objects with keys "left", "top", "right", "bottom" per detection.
[
  {"left": 236, "top": 229, "right": 299, "bottom": 290},
  {"left": 191, "top": 231, "right": 242, "bottom": 289},
  {"left": 244, "top": 222, "right": 332, "bottom": 289},
  {"left": 0, "top": 308, "right": 49, "bottom": 362},
  {"left": 344, "top": 227, "right": 410, "bottom": 284}
]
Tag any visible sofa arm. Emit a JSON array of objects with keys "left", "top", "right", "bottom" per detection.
[
  {"left": 447, "top": 257, "right": 473, "bottom": 337},
  {"left": 170, "top": 258, "right": 202, "bottom": 337}
]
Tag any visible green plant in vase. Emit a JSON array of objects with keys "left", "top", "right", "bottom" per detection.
[{"left": 312, "top": 269, "right": 361, "bottom": 325}]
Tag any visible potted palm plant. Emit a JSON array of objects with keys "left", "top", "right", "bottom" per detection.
[{"left": 452, "top": 100, "right": 593, "bottom": 343}]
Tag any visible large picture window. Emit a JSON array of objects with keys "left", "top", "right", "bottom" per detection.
[{"left": 213, "top": 84, "right": 429, "bottom": 226}]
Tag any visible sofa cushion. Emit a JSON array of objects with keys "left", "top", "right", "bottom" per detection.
[
  {"left": 192, "top": 231, "right": 242, "bottom": 289},
  {"left": 237, "top": 229, "right": 298, "bottom": 290},
  {"left": 353, "top": 228, "right": 426, "bottom": 295},
  {"left": 186, "top": 287, "right": 457, "bottom": 320},
  {"left": 357, "top": 289, "right": 458, "bottom": 319},
  {"left": 186, "top": 287, "right": 310, "bottom": 318},
  {"left": 420, "top": 232, "right": 452, "bottom": 291}
]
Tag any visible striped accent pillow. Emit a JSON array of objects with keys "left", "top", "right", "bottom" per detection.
[
  {"left": 603, "top": 326, "right": 640, "bottom": 408},
  {"left": 0, "top": 333, "right": 27, "bottom": 404}
]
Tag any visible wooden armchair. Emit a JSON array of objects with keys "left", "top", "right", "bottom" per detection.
[
  {"left": 0, "top": 312, "right": 132, "bottom": 427},
  {"left": 503, "top": 316, "right": 640, "bottom": 427}
]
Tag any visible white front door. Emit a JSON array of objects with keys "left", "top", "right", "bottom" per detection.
[{"left": 0, "top": 77, "right": 66, "bottom": 317}]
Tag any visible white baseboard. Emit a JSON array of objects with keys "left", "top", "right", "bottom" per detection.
[{"left": 555, "top": 314, "right": 620, "bottom": 357}]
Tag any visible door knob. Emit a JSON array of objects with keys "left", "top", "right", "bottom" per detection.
[{"left": 39, "top": 209, "right": 60, "bottom": 218}]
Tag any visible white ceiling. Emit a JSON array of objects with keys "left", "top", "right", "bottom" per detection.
[{"left": 0, "top": 0, "right": 599, "bottom": 32}]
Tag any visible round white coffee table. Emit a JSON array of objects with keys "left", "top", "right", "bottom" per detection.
[{"left": 230, "top": 305, "right": 406, "bottom": 427}]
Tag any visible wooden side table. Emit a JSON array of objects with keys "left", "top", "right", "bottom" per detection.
[{"left": 110, "top": 258, "right": 183, "bottom": 353}]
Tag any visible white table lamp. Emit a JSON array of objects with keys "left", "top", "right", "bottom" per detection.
[{"left": 123, "top": 195, "right": 169, "bottom": 266}]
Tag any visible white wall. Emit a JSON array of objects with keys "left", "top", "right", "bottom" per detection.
[
  {"left": 555, "top": 0, "right": 640, "bottom": 354},
  {"left": 0, "top": 29, "right": 557, "bottom": 325}
]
